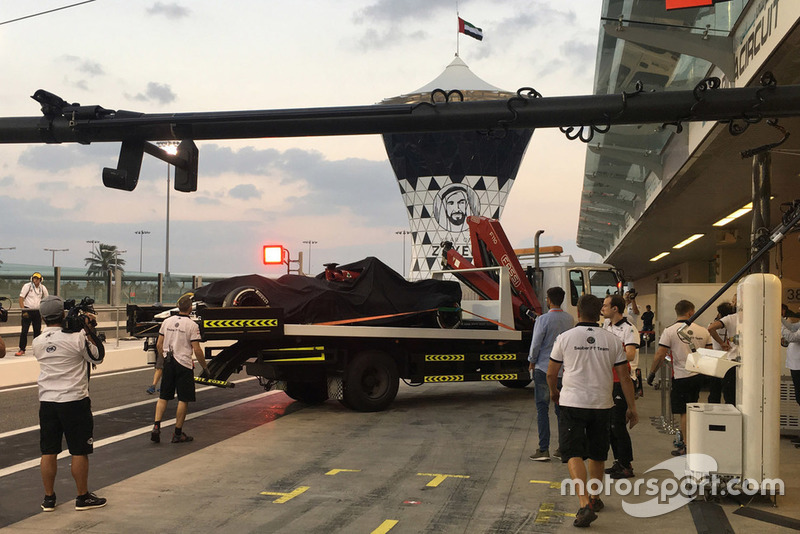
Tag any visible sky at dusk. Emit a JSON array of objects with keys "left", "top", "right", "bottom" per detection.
[{"left": 0, "top": 1, "right": 603, "bottom": 277}]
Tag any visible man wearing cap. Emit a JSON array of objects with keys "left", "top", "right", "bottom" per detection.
[
  {"left": 33, "top": 295, "right": 106, "bottom": 511},
  {"left": 150, "top": 294, "right": 210, "bottom": 444},
  {"left": 16, "top": 272, "right": 49, "bottom": 356}
]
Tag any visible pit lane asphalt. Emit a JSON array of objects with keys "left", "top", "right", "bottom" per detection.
[{"left": 2, "top": 364, "right": 799, "bottom": 533}]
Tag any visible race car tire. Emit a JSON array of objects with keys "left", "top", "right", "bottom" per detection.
[
  {"left": 499, "top": 378, "right": 532, "bottom": 388},
  {"left": 342, "top": 351, "right": 399, "bottom": 412},
  {"left": 284, "top": 380, "right": 328, "bottom": 404},
  {"left": 222, "top": 286, "right": 270, "bottom": 307}
]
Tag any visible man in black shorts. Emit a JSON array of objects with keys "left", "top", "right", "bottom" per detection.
[
  {"left": 548, "top": 294, "right": 638, "bottom": 528},
  {"left": 33, "top": 296, "right": 106, "bottom": 512},
  {"left": 150, "top": 295, "right": 210, "bottom": 444},
  {"left": 648, "top": 299, "right": 711, "bottom": 456}
]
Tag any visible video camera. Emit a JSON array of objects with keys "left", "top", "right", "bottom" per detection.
[{"left": 62, "top": 296, "right": 97, "bottom": 333}]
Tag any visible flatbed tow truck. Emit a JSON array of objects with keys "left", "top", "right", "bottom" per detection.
[{"left": 127, "top": 216, "right": 623, "bottom": 411}]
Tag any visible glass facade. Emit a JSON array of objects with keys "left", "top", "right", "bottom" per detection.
[{"left": 578, "top": 0, "right": 747, "bottom": 256}]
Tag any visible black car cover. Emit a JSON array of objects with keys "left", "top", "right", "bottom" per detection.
[{"left": 192, "top": 257, "right": 461, "bottom": 326}]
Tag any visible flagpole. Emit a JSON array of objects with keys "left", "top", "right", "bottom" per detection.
[{"left": 456, "top": 4, "right": 460, "bottom": 56}]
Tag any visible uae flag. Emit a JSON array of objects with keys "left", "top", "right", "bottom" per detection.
[{"left": 458, "top": 17, "right": 483, "bottom": 41}]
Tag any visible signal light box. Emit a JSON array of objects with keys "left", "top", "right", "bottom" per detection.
[{"left": 263, "top": 245, "right": 286, "bottom": 265}]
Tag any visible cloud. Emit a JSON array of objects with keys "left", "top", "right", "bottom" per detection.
[
  {"left": 229, "top": 183, "right": 261, "bottom": 200},
  {"left": 126, "top": 82, "right": 177, "bottom": 105},
  {"left": 60, "top": 55, "right": 106, "bottom": 77},
  {"left": 17, "top": 144, "right": 118, "bottom": 173},
  {"left": 355, "top": 0, "right": 457, "bottom": 23},
  {"left": 146, "top": 2, "right": 190, "bottom": 20}
]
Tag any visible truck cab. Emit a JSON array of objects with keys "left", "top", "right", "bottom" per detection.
[{"left": 516, "top": 246, "right": 623, "bottom": 322}]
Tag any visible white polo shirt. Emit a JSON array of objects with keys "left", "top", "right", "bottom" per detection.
[
  {"left": 782, "top": 319, "right": 800, "bottom": 370},
  {"left": 159, "top": 314, "right": 201, "bottom": 369},
  {"left": 550, "top": 323, "right": 627, "bottom": 409},
  {"left": 658, "top": 321, "right": 712, "bottom": 379},
  {"left": 603, "top": 317, "right": 639, "bottom": 378},
  {"left": 20, "top": 281, "right": 49, "bottom": 310},
  {"left": 33, "top": 326, "right": 102, "bottom": 403}
]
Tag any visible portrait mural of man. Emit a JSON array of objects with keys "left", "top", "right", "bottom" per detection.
[{"left": 433, "top": 184, "right": 481, "bottom": 233}]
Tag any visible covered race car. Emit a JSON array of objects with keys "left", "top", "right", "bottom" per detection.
[{"left": 192, "top": 257, "right": 462, "bottom": 327}]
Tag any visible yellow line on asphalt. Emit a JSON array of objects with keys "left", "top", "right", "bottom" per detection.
[
  {"left": 417, "top": 472, "right": 470, "bottom": 487},
  {"left": 325, "top": 468, "right": 361, "bottom": 475},
  {"left": 259, "top": 486, "right": 309, "bottom": 503},
  {"left": 371, "top": 520, "right": 399, "bottom": 533}
]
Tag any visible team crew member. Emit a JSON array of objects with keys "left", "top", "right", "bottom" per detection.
[
  {"left": 707, "top": 301, "right": 736, "bottom": 404},
  {"left": 548, "top": 295, "right": 638, "bottom": 528},
  {"left": 33, "top": 295, "right": 106, "bottom": 511},
  {"left": 528, "top": 287, "right": 574, "bottom": 461},
  {"left": 648, "top": 299, "right": 712, "bottom": 456},
  {"left": 601, "top": 295, "right": 638, "bottom": 479},
  {"left": 150, "top": 295, "right": 210, "bottom": 444},
  {"left": 17, "top": 272, "right": 49, "bottom": 356},
  {"left": 782, "top": 308, "right": 800, "bottom": 446}
]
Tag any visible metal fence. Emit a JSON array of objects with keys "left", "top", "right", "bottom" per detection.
[{"left": 0, "top": 262, "right": 235, "bottom": 307}]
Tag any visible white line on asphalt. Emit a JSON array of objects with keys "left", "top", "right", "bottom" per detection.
[
  {"left": 0, "top": 376, "right": 258, "bottom": 440},
  {"left": 0, "top": 366, "right": 152, "bottom": 393},
  {"left": 0, "top": 389, "right": 282, "bottom": 480}
]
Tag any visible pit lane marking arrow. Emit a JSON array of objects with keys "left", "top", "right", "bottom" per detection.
[{"left": 259, "top": 485, "right": 309, "bottom": 503}]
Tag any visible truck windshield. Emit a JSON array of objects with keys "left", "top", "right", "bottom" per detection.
[{"left": 589, "top": 270, "right": 620, "bottom": 298}]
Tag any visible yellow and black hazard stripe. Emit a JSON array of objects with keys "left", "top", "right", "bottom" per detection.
[
  {"left": 425, "top": 354, "right": 465, "bottom": 362},
  {"left": 424, "top": 375, "right": 464, "bottom": 382},
  {"left": 479, "top": 354, "right": 518, "bottom": 361},
  {"left": 480, "top": 373, "right": 522, "bottom": 381},
  {"left": 203, "top": 318, "right": 279, "bottom": 329}
]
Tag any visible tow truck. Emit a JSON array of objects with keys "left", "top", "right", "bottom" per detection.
[{"left": 127, "top": 215, "right": 623, "bottom": 411}]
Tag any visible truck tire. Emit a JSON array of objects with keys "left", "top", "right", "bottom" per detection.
[
  {"left": 342, "top": 351, "right": 399, "bottom": 412},
  {"left": 222, "top": 286, "right": 270, "bottom": 307},
  {"left": 499, "top": 378, "right": 532, "bottom": 388},
  {"left": 284, "top": 380, "right": 328, "bottom": 404}
]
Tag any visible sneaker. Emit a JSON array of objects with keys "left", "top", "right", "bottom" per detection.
[
  {"left": 41, "top": 493, "right": 56, "bottom": 512},
  {"left": 552, "top": 448, "right": 561, "bottom": 460},
  {"left": 610, "top": 464, "right": 634, "bottom": 479},
  {"left": 15, "top": 350, "right": 25, "bottom": 356},
  {"left": 573, "top": 505, "right": 597, "bottom": 528},
  {"left": 75, "top": 492, "right": 106, "bottom": 511},
  {"left": 145, "top": 385, "right": 156, "bottom": 395},
  {"left": 171, "top": 432, "right": 193, "bottom": 443},
  {"left": 671, "top": 446, "right": 686, "bottom": 456},
  {"left": 604, "top": 460, "right": 622, "bottom": 475},
  {"left": 589, "top": 496, "right": 604, "bottom": 512},
  {"left": 529, "top": 449, "right": 550, "bottom": 461},
  {"left": 150, "top": 427, "right": 160, "bottom": 443}
]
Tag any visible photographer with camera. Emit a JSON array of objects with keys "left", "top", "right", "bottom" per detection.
[
  {"left": 32, "top": 295, "right": 106, "bottom": 512},
  {"left": 150, "top": 294, "right": 210, "bottom": 444},
  {"left": 624, "top": 288, "right": 640, "bottom": 329},
  {"left": 16, "top": 272, "right": 49, "bottom": 356}
]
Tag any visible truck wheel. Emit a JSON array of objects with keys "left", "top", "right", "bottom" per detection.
[
  {"left": 284, "top": 380, "right": 328, "bottom": 404},
  {"left": 222, "top": 286, "right": 270, "bottom": 307},
  {"left": 499, "top": 379, "right": 532, "bottom": 388},
  {"left": 343, "top": 352, "right": 399, "bottom": 412}
]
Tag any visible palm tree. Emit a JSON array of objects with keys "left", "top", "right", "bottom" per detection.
[{"left": 85, "top": 243, "right": 126, "bottom": 277}]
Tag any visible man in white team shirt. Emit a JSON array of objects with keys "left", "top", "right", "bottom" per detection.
[
  {"left": 648, "top": 299, "right": 712, "bottom": 456},
  {"left": 150, "top": 294, "right": 210, "bottom": 444},
  {"left": 601, "top": 294, "right": 639, "bottom": 479},
  {"left": 548, "top": 294, "right": 638, "bottom": 528}
]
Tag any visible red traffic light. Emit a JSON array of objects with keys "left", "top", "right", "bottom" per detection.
[{"left": 263, "top": 245, "right": 287, "bottom": 265}]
